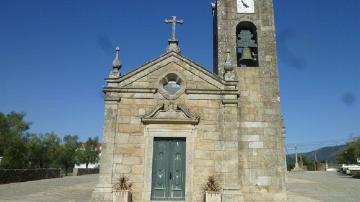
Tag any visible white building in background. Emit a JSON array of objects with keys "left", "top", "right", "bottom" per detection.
[
  {"left": 74, "top": 144, "right": 102, "bottom": 169},
  {"left": 74, "top": 162, "right": 100, "bottom": 169}
]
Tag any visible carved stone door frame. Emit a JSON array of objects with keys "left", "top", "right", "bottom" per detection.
[{"left": 143, "top": 124, "right": 196, "bottom": 202}]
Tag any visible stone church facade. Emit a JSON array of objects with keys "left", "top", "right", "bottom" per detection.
[{"left": 91, "top": 0, "right": 287, "bottom": 201}]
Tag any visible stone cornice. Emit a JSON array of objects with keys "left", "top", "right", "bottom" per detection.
[
  {"left": 105, "top": 52, "right": 239, "bottom": 89},
  {"left": 103, "top": 87, "right": 240, "bottom": 97},
  {"left": 103, "top": 87, "right": 157, "bottom": 94},
  {"left": 185, "top": 89, "right": 239, "bottom": 96},
  {"left": 107, "top": 52, "right": 220, "bottom": 83}
]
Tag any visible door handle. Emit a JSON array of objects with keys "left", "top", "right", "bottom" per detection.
[{"left": 169, "top": 172, "right": 172, "bottom": 180}]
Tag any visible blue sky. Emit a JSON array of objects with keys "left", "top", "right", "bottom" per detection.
[{"left": 0, "top": 0, "right": 359, "bottom": 152}]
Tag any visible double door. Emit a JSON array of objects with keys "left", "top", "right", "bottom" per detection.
[{"left": 151, "top": 138, "right": 186, "bottom": 200}]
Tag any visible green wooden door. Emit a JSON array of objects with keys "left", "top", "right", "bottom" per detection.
[{"left": 151, "top": 138, "right": 186, "bottom": 200}]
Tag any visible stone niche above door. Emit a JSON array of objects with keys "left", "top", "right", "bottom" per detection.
[{"left": 141, "top": 103, "right": 200, "bottom": 125}]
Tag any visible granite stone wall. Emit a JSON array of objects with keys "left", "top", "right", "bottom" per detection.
[
  {"left": 73, "top": 168, "right": 100, "bottom": 176},
  {"left": 0, "top": 168, "right": 62, "bottom": 184}
]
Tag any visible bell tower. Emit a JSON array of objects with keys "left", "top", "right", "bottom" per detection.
[
  {"left": 213, "top": 0, "right": 287, "bottom": 201},
  {"left": 213, "top": 0, "right": 278, "bottom": 74}
]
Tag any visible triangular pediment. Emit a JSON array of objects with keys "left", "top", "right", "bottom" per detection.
[
  {"left": 108, "top": 51, "right": 226, "bottom": 90},
  {"left": 141, "top": 103, "right": 200, "bottom": 125}
]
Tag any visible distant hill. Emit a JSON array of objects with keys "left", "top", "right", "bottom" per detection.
[{"left": 287, "top": 145, "right": 346, "bottom": 164}]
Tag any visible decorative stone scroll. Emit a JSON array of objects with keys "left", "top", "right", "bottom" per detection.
[{"left": 141, "top": 103, "right": 199, "bottom": 125}]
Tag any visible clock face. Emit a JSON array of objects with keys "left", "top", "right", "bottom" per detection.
[{"left": 237, "top": 0, "right": 255, "bottom": 13}]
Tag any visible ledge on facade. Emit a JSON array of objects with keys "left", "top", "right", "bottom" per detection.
[
  {"left": 185, "top": 89, "right": 239, "bottom": 95},
  {"left": 104, "top": 95, "right": 121, "bottom": 102},
  {"left": 222, "top": 99, "right": 238, "bottom": 105},
  {"left": 103, "top": 87, "right": 158, "bottom": 94}
]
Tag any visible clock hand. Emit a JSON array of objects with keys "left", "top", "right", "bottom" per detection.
[{"left": 241, "top": 0, "right": 249, "bottom": 8}]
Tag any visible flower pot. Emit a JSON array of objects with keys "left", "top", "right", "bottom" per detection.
[
  {"left": 113, "top": 190, "right": 131, "bottom": 202},
  {"left": 205, "top": 192, "right": 222, "bottom": 202}
]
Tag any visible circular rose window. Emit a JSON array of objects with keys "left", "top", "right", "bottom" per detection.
[
  {"left": 160, "top": 73, "right": 184, "bottom": 99},
  {"left": 164, "top": 80, "right": 181, "bottom": 95}
]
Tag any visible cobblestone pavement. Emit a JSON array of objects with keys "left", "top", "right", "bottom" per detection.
[
  {"left": 0, "top": 174, "right": 98, "bottom": 202},
  {"left": 287, "top": 171, "right": 360, "bottom": 202},
  {"left": 0, "top": 172, "right": 359, "bottom": 201}
]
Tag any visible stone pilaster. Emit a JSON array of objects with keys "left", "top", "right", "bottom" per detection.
[
  {"left": 221, "top": 99, "right": 244, "bottom": 202},
  {"left": 91, "top": 96, "right": 120, "bottom": 202}
]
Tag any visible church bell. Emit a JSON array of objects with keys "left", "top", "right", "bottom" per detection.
[{"left": 239, "top": 47, "right": 254, "bottom": 62}]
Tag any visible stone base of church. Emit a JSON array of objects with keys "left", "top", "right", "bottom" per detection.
[
  {"left": 220, "top": 189, "right": 287, "bottom": 202},
  {"left": 90, "top": 189, "right": 286, "bottom": 202},
  {"left": 242, "top": 191, "right": 287, "bottom": 202},
  {"left": 90, "top": 184, "right": 113, "bottom": 202},
  {"left": 222, "top": 189, "right": 245, "bottom": 202}
]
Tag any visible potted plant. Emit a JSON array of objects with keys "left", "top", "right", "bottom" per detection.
[
  {"left": 203, "top": 176, "right": 222, "bottom": 202},
  {"left": 113, "top": 176, "right": 132, "bottom": 202}
]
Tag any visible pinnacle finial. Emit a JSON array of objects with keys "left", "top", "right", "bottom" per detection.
[
  {"left": 109, "top": 46, "right": 121, "bottom": 78},
  {"left": 223, "top": 49, "right": 235, "bottom": 81},
  {"left": 112, "top": 46, "right": 121, "bottom": 69},
  {"left": 224, "top": 49, "right": 233, "bottom": 71}
]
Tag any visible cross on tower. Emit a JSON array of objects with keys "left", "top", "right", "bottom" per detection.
[{"left": 165, "top": 16, "right": 184, "bottom": 41}]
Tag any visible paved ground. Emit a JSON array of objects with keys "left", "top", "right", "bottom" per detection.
[
  {"left": 287, "top": 171, "right": 360, "bottom": 202},
  {"left": 0, "top": 172, "right": 359, "bottom": 201},
  {"left": 0, "top": 174, "right": 98, "bottom": 202}
]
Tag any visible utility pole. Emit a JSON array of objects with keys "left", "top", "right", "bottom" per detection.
[
  {"left": 314, "top": 152, "right": 318, "bottom": 171},
  {"left": 294, "top": 145, "right": 299, "bottom": 169}
]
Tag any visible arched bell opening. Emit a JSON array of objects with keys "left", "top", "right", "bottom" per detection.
[{"left": 236, "top": 22, "right": 259, "bottom": 67}]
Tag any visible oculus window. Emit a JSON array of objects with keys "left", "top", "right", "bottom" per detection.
[{"left": 160, "top": 73, "right": 184, "bottom": 99}]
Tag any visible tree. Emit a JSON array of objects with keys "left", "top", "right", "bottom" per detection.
[
  {"left": 337, "top": 137, "right": 360, "bottom": 164},
  {"left": 0, "top": 111, "right": 100, "bottom": 170},
  {"left": 0, "top": 112, "right": 30, "bottom": 155},
  {"left": 56, "top": 135, "right": 80, "bottom": 174},
  {"left": 39, "top": 132, "right": 61, "bottom": 168},
  {"left": 1, "top": 138, "right": 28, "bottom": 169},
  {"left": 0, "top": 112, "right": 31, "bottom": 168},
  {"left": 337, "top": 146, "right": 357, "bottom": 164},
  {"left": 352, "top": 137, "right": 360, "bottom": 161},
  {"left": 24, "top": 133, "right": 43, "bottom": 168},
  {"left": 75, "top": 137, "right": 100, "bottom": 168}
]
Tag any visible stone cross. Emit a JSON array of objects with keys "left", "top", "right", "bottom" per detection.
[{"left": 165, "top": 16, "right": 184, "bottom": 41}]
